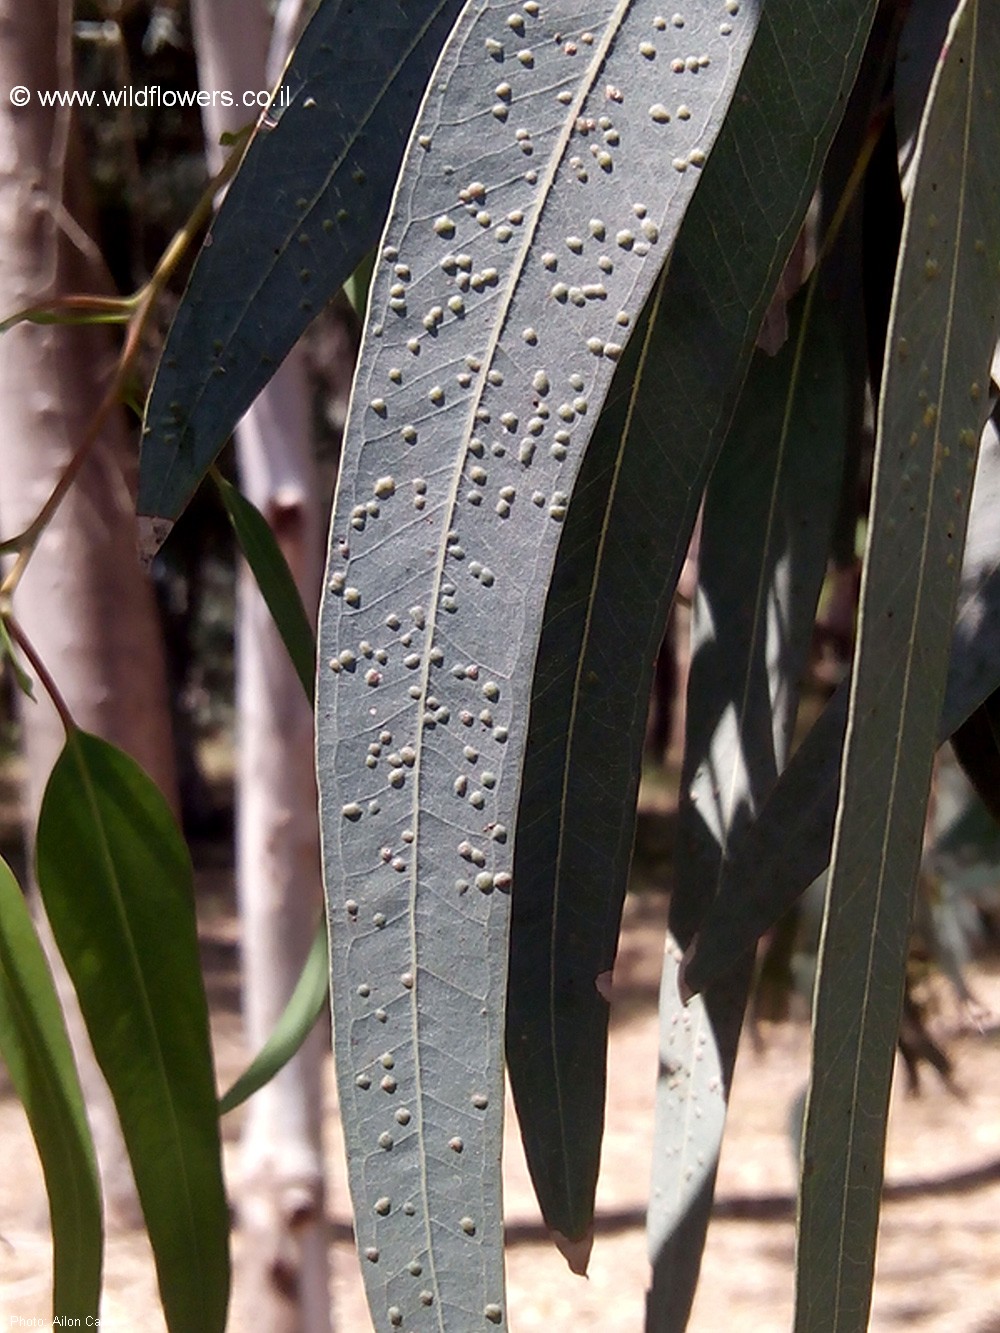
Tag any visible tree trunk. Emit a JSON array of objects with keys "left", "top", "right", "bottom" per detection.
[
  {"left": 190, "top": 3, "right": 331, "bottom": 1327},
  {"left": 0, "top": 0, "right": 177, "bottom": 1227}
]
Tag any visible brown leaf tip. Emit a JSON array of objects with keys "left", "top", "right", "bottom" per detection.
[
  {"left": 136, "top": 514, "right": 174, "bottom": 569},
  {"left": 551, "top": 1227, "right": 594, "bottom": 1277}
]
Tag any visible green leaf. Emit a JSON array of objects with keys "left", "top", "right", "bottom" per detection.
[
  {"left": 0, "top": 856, "right": 102, "bottom": 1322},
  {"left": 213, "top": 470, "right": 316, "bottom": 701},
  {"left": 316, "top": 2, "right": 762, "bottom": 1325},
  {"left": 219, "top": 918, "right": 328, "bottom": 1115},
  {"left": 503, "top": 0, "right": 879, "bottom": 1270},
  {"left": 37, "top": 731, "right": 230, "bottom": 1333},
  {"left": 796, "top": 5, "right": 1000, "bottom": 1329},
  {"left": 345, "top": 248, "right": 375, "bottom": 319},
  {"left": 0, "top": 615, "right": 35, "bottom": 699},
  {"left": 648, "top": 281, "right": 847, "bottom": 1330},
  {"left": 139, "top": 0, "right": 465, "bottom": 531},
  {"left": 684, "top": 404, "right": 1000, "bottom": 998}
]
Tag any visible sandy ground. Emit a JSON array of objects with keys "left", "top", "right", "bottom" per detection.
[{"left": 2, "top": 877, "right": 1000, "bottom": 1332}]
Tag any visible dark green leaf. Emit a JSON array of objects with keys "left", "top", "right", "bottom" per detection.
[
  {"left": 139, "top": 0, "right": 465, "bottom": 534},
  {"left": 213, "top": 470, "right": 315, "bottom": 701},
  {"left": 685, "top": 407, "right": 1000, "bottom": 997},
  {"left": 949, "top": 688, "right": 1000, "bottom": 823},
  {"left": 796, "top": 5, "right": 1000, "bottom": 1326},
  {"left": 648, "top": 281, "right": 846, "bottom": 1329},
  {"left": 37, "top": 731, "right": 229, "bottom": 1333},
  {"left": 219, "top": 918, "right": 328, "bottom": 1115},
  {"left": 504, "top": 0, "right": 879, "bottom": 1272},
  {"left": 0, "top": 855, "right": 102, "bottom": 1322}
]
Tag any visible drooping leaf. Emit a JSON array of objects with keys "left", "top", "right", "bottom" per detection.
[
  {"left": 685, "top": 405, "right": 1000, "bottom": 996},
  {"left": 213, "top": 469, "right": 316, "bottom": 701},
  {"left": 0, "top": 615, "right": 35, "bottom": 699},
  {"left": 139, "top": 0, "right": 465, "bottom": 535},
  {"left": 0, "top": 856, "right": 102, "bottom": 1322},
  {"left": 796, "top": 6, "right": 1000, "bottom": 1328},
  {"left": 315, "top": 3, "right": 763, "bottom": 1326},
  {"left": 648, "top": 282, "right": 846, "bottom": 1330},
  {"left": 504, "top": 0, "right": 880, "bottom": 1268},
  {"left": 219, "top": 917, "right": 328, "bottom": 1115},
  {"left": 37, "top": 731, "right": 229, "bottom": 1333}
]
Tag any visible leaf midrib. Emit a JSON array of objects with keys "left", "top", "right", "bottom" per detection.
[
  {"left": 403, "top": 2, "right": 634, "bottom": 1310},
  {"left": 824, "top": 6, "right": 977, "bottom": 1323},
  {"left": 65, "top": 735, "right": 205, "bottom": 1304}
]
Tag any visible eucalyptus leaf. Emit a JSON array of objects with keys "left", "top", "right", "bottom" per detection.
[
  {"left": 685, "top": 406, "right": 1000, "bottom": 996},
  {"left": 219, "top": 918, "right": 328, "bottom": 1115},
  {"left": 949, "top": 690, "right": 1000, "bottom": 824},
  {"left": 0, "top": 856, "right": 102, "bottom": 1322},
  {"left": 504, "top": 0, "right": 879, "bottom": 1269},
  {"left": 139, "top": 0, "right": 465, "bottom": 534},
  {"left": 315, "top": 2, "right": 762, "bottom": 1326},
  {"left": 648, "top": 281, "right": 846, "bottom": 1330},
  {"left": 37, "top": 731, "right": 229, "bottom": 1333},
  {"left": 213, "top": 469, "right": 316, "bottom": 701},
  {"left": 796, "top": 5, "right": 1000, "bottom": 1327}
]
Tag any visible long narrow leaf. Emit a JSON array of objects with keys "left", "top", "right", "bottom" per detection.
[
  {"left": 213, "top": 470, "right": 316, "bottom": 701},
  {"left": 0, "top": 856, "right": 102, "bottom": 1321},
  {"left": 648, "top": 283, "right": 846, "bottom": 1330},
  {"left": 796, "top": 5, "right": 1000, "bottom": 1328},
  {"left": 219, "top": 918, "right": 328, "bottom": 1115},
  {"left": 139, "top": 0, "right": 465, "bottom": 535},
  {"left": 37, "top": 731, "right": 229, "bottom": 1333},
  {"left": 316, "top": 3, "right": 762, "bottom": 1327},
  {"left": 686, "top": 403, "right": 1000, "bottom": 996},
  {"left": 505, "top": 0, "right": 879, "bottom": 1269}
]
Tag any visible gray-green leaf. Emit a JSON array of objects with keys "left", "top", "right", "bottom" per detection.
[
  {"left": 685, "top": 404, "right": 1000, "bottom": 997},
  {"left": 649, "top": 281, "right": 846, "bottom": 1330},
  {"left": 316, "top": 2, "right": 761, "bottom": 1326},
  {"left": 796, "top": 4, "right": 1000, "bottom": 1327}
]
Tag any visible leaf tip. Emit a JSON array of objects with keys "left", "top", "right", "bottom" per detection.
[
  {"left": 551, "top": 1227, "right": 593, "bottom": 1277},
  {"left": 136, "top": 514, "right": 173, "bottom": 568}
]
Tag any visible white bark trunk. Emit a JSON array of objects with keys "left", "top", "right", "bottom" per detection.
[
  {"left": 190, "top": 3, "right": 331, "bottom": 1327},
  {"left": 0, "top": 0, "right": 177, "bottom": 1227}
]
